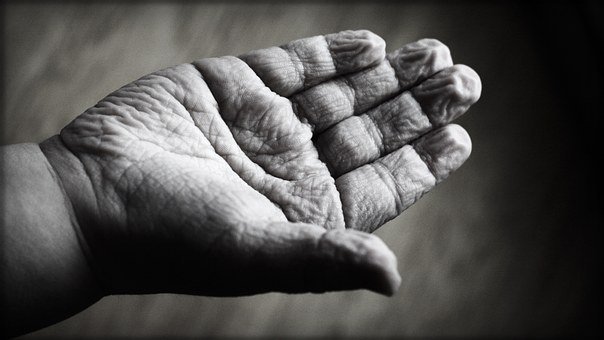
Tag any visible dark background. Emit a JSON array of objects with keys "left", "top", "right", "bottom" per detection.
[{"left": 3, "top": 0, "right": 602, "bottom": 337}]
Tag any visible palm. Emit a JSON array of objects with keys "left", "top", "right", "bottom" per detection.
[{"left": 55, "top": 30, "right": 480, "bottom": 296}]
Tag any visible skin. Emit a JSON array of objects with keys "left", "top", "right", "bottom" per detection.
[{"left": 1, "top": 30, "right": 481, "bottom": 337}]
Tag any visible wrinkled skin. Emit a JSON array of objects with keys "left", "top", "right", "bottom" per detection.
[{"left": 40, "top": 30, "right": 481, "bottom": 297}]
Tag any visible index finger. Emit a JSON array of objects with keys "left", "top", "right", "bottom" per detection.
[{"left": 240, "top": 30, "right": 386, "bottom": 97}]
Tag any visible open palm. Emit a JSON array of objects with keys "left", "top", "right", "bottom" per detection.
[{"left": 42, "top": 30, "right": 480, "bottom": 297}]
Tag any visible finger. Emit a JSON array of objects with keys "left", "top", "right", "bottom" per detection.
[
  {"left": 316, "top": 65, "right": 481, "bottom": 176},
  {"left": 240, "top": 30, "right": 386, "bottom": 97},
  {"left": 232, "top": 222, "right": 401, "bottom": 296},
  {"left": 291, "top": 39, "right": 452, "bottom": 133},
  {"left": 336, "top": 124, "right": 472, "bottom": 232}
]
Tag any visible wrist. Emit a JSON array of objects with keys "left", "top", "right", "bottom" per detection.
[{"left": 1, "top": 141, "right": 103, "bottom": 337}]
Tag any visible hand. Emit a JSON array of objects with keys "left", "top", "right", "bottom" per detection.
[{"left": 41, "top": 30, "right": 481, "bottom": 297}]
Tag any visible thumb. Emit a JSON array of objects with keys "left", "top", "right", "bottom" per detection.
[{"left": 245, "top": 222, "right": 401, "bottom": 296}]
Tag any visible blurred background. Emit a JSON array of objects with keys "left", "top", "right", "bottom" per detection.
[{"left": 3, "top": 0, "right": 602, "bottom": 337}]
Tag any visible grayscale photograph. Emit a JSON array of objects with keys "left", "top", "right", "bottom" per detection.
[{"left": 1, "top": 0, "right": 601, "bottom": 338}]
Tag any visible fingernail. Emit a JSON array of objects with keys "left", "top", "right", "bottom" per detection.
[
  {"left": 412, "top": 64, "right": 482, "bottom": 126},
  {"left": 413, "top": 124, "right": 472, "bottom": 182}
]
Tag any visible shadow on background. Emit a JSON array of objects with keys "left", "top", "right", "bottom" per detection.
[{"left": 2, "top": 0, "right": 602, "bottom": 337}]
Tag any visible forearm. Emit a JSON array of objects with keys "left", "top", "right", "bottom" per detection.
[{"left": 1, "top": 143, "right": 102, "bottom": 337}]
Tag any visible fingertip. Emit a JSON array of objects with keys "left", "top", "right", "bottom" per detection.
[
  {"left": 389, "top": 38, "right": 453, "bottom": 89},
  {"left": 413, "top": 124, "right": 472, "bottom": 182},
  {"left": 451, "top": 64, "right": 482, "bottom": 105},
  {"left": 412, "top": 64, "right": 482, "bottom": 125},
  {"left": 356, "top": 29, "right": 387, "bottom": 64},
  {"left": 330, "top": 230, "right": 401, "bottom": 296},
  {"left": 448, "top": 123, "right": 473, "bottom": 155},
  {"left": 366, "top": 245, "right": 401, "bottom": 296},
  {"left": 379, "top": 270, "right": 402, "bottom": 296},
  {"left": 327, "top": 29, "right": 387, "bottom": 72}
]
